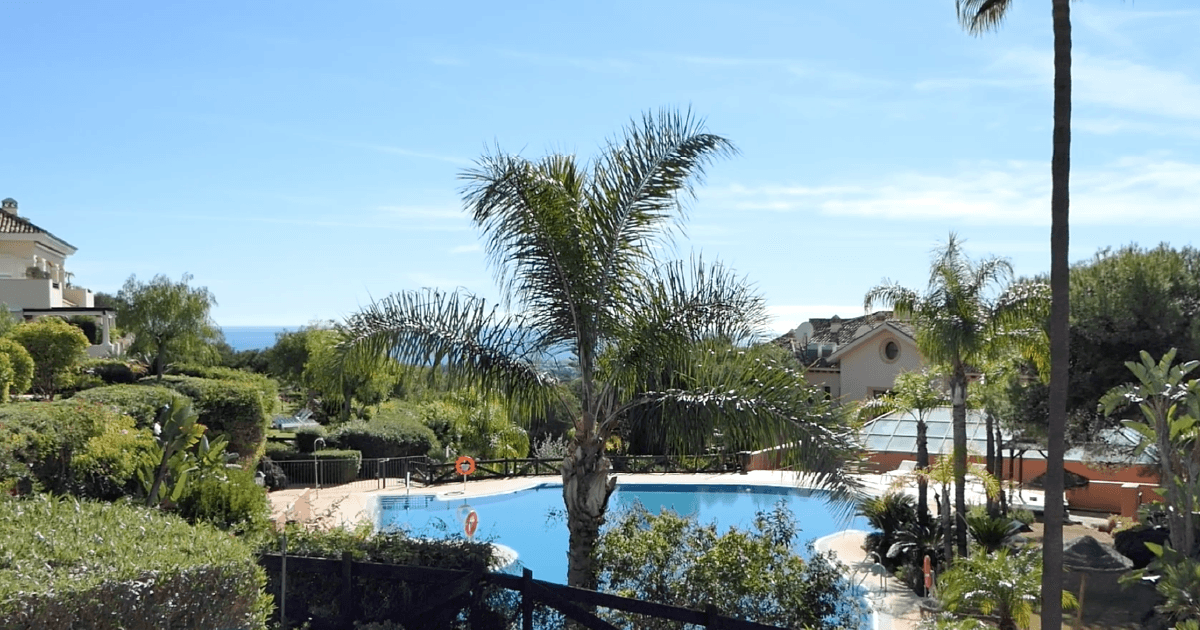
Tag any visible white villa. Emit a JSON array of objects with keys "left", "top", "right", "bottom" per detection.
[
  {"left": 773, "top": 311, "right": 922, "bottom": 403},
  {"left": 0, "top": 198, "right": 119, "bottom": 357}
]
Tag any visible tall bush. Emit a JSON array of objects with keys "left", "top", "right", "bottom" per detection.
[
  {"left": 156, "top": 375, "right": 272, "bottom": 460},
  {"left": 595, "top": 502, "right": 865, "bottom": 630}
]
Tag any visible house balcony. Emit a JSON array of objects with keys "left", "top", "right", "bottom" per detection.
[{"left": 0, "top": 277, "right": 65, "bottom": 309}]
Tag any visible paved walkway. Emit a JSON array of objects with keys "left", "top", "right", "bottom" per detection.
[{"left": 268, "top": 469, "right": 935, "bottom": 629}]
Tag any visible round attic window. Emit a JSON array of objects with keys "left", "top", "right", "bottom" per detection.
[{"left": 882, "top": 340, "right": 900, "bottom": 362}]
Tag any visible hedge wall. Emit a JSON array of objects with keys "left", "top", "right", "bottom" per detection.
[
  {"left": 269, "top": 449, "right": 362, "bottom": 485},
  {"left": 168, "top": 364, "right": 280, "bottom": 410},
  {"left": 155, "top": 376, "right": 272, "bottom": 460},
  {"left": 329, "top": 418, "right": 437, "bottom": 459},
  {"left": 0, "top": 496, "right": 270, "bottom": 630},
  {"left": 70, "top": 384, "right": 182, "bottom": 429}
]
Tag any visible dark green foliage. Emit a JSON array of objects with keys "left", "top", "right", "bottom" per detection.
[
  {"left": 117, "top": 273, "right": 221, "bottom": 380},
  {"left": 858, "top": 492, "right": 917, "bottom": 566},
  {"left": 267, "top": 524, "right": 498, "bottom": 629},
  {"left": 155, "top": 375, "right": 272, "bottom": 460},
  {"left": 295, "top": 425, "right": 327, "bottom": 453},
  {"left": 0, "top": 400, "right": 156, "bottom": 498},
  {"left": 175, "top": 466, "right": 271, "bottom": 534},
  {"left": 594, "top": 502, "right": 865, "bottom": 630},
  {"left": 331, "top": 417, "right": 438, "bottom": 459},
  {"left": 81, "top": 358, "right": 142, "bottom": 385},
  {"left": 965, "top": 511, "right": 1025, "bottom": 554},
  {"left": 70, "top": 384, "right": 181, "bottom": 428},
  {"left": 10, "top": 317, "right": 91, "bottom": 399},
  {"left": 0, "top": 496, "right": 270, "bottom": 629},
  {"left": 270, "top": 449, "right": 361, "bottom": 484}
]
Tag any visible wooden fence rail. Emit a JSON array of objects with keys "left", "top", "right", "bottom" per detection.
[{"left": 260, "top": 552, "right": 785, "bottom": 630}]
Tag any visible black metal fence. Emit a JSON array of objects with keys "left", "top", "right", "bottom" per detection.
[
  {"left": 261, "top": 453, "right": 744, "bottom": 491},
  {"left": 261, "top": 550, "right": 785, "bottom": 630}
]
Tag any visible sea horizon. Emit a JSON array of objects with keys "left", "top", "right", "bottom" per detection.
[{"left": 221, "top": 326, "right": 295, "bottom": 352}]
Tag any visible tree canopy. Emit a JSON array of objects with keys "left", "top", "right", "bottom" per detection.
[
  {"left": 9, "top": 318, "right": 90, "bottom": 399},
  {"left": 117, "top": 273, "right": 220, "bottom": 380}
]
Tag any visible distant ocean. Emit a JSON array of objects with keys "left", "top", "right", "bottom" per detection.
[{"left": 222, "top": 326, "right": 294, "bottom": 352}]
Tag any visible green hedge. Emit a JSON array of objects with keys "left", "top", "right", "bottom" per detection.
[
  {"left": 169, "top": 364, "right": 280, "bottom": 409},
  {"left": 0, "top": 496, "right": 270, "bottom": 629},
  {"left": 330, "top": 418, "right": 437, "bottom": 459},
  {"left": 0, "top": 401, "right": 156, "bottom": 498},
  {"left": 155, "top": 376, "right": 272, "bottom": 460},
  {"left": 81, "top": 359, "right": 142, "bottom": 385},
  {"left": 70, "top": 384, "right": 182, "bottom": 429},
  {"left": 175, "top": 467, "right": 272, "bottom": 534},
  {"left": 270, "top": 449, "right": 361, "bottom": 485},
  {"left": 295, "top": 425, "right": 327, "bottom": 453}
]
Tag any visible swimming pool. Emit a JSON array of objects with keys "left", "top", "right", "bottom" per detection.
[{"left": 376, "top": 482, "right": 868, "bottom": 583}]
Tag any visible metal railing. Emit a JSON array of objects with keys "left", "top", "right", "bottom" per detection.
[{"left": 260, "top": 453, "right": 745, "bottom": 491}]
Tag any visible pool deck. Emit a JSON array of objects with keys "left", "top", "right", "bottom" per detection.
[{"left": 266, "top": 470, "right": 947, "bottom": 630}]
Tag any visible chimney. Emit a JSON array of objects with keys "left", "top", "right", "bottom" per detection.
[{"left": 0, "top": 198, "right": 15, "bottom": 215}]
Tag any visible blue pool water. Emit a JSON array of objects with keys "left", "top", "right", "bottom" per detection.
[{"left": 377, "top": 482, "right": 868, "bottom": 583}]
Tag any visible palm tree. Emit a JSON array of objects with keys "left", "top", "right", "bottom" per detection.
[
  {"left": 860, "top": 368, "right": 949, "bottom": 533},
  {"left": 938, "top": 547, "right": 1077, "bottom": 630},
  {"left": 865, "top": 234, "right": 1047, "bottom": 558},
  {"left": 956, "top": 2, "right": 1072, "bottom": 626},
  {"left": 339, "top": 109, "right": 859, "bottom": 589}
]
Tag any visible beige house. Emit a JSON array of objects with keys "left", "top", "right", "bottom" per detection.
[
  {"left": 0, "top": 198, "right": 119, "bottom": 357},
  {"left": 773, "top": 311, "right": 922, "bottom": 404}
]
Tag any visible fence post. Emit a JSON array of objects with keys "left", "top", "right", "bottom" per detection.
[
  {"left": 521, "top": 567, "right": 534, "bottom": 630},
  {"left": 279, "top": 534, "right": 288, "bottom": 630},
  {"left": 705, "top": 603, "right": 720, "bottom": 628},
  {"left": 341, "top": 550, "right": 357, "bottom": 622}
]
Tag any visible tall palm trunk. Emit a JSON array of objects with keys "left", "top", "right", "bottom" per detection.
[
  {"left": 917, "top": 419, "right": 930, "bottom": 532},
  {"left": 1042, "top": 1, "right": 1072, "bottom": 627},
  {"left": 951, "top": 364, "right": 969, "bottom": 557},
  {"left": 986, "top": 412, "right": 997, "bottom": 517},
  {"left": 563, "top": 432, "right": 616, "bottom": 589}
]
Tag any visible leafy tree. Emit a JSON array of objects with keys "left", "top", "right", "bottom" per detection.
[
  {"left": 595, "top": 503, "right": 865, "bottom": 630},
  {"left": 9, "top": 317, "right": 90, "bottom": 399},
  {"left": 264, "top": 324, "right": 328, "bottom": 387},
  {"left": 865, "top": 234, "right": 1047, "bottom": 557},
  {"left": 956, "top": 1, "right": 1074, "bottom": 624},
  {"left": 1071, "top": 245, "right": 1200, "bottom": 425},
  {"left": 860, "top": 368, "right": 949, "bottom": 531},
  {"left": 339, "top": 110, "right": 858, "bottom": 588},
  {"left": 303, "top": 327, "right": 399, "bottom": 422},
  {"left": 0, "top": 338, "right": 33, "bottom": 399},
  {"left": 117, "top": 273, "right": 220, "bottom": 380}
]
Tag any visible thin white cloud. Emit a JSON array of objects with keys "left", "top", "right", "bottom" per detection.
[
  {"left": 498, "top": 49, "right": 638, "bottom": 73},
  {"left": 376, "top": 205, "right": 465, "bottom": 221},
  {"left": 717, "top": 156, "right": 1200, "bottom": 227},
  {"left": 450, "top": 244, "right": 481, "bottom": 254},
  {"left": 363, "top": 144, "right": 472, "bottom": 165}
]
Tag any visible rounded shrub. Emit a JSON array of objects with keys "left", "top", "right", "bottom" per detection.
[
  {"left": 70, "top": 384, "right": 182, "bottom": 429},
  {"left": 155, "top": 376, "right": 272, "bottom": 461},
  {"left": 330, "top": 419, "right": 437, "bottom": 459},
  {"left": 295, "top": 425, "right": 327, "bottom": 453}
]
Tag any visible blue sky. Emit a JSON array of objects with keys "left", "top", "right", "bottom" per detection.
[{"left": 3, "top": 1, "right": 1198, "bottom": 333}]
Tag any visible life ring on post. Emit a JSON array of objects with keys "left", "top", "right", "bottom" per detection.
[
  {"left": 464, "top": 510, "right": 478, "bottom": 537},
  {"left": 455, "top": 456, "right": 476, "bottom": 476}
]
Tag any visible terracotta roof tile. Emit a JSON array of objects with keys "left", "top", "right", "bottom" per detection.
[{"left": 0, "top": 208, "right": 75, "bottom": 249}]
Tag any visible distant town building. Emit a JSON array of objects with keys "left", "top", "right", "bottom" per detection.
[
  {"left": 772, "top": 310, "right": 921, "bottom": 403},
  {"left": 0, "top": 198, "right": 119, "bottom": 357}
]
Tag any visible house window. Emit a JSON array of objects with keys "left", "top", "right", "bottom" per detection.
[{"left": 880, "top": 339, "right": 901, "bottom": 363}]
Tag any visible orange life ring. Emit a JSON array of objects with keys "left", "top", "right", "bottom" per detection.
[
  {"left": 455, "top": 456, "right": 476, "bottom": 476},
  {"left": 464, "top": 510, "right": 478, "bottom": 537}
]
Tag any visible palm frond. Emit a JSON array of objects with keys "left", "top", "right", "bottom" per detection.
[
  {"left": 864, "top": 282, "right": 920, "bottom": 317},
  {"left": 460, "top": 150, "right": 590, "bottom": 347},
  {"left": 339, "top": 288, "right": 556, "bottom": 415},
  {"left": 589, "top": 109, "right": 737, "bottom": 317},
  {"left": 956, "top": 0, "right": 1014, "bottom": 36},
  {"left": 629, "top": 347, "right": 864, "bottom": 503}
]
